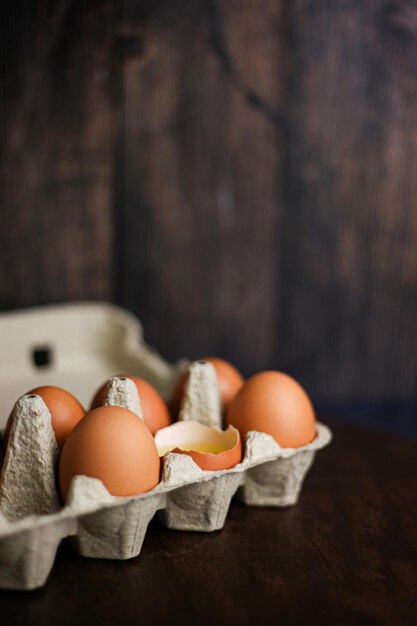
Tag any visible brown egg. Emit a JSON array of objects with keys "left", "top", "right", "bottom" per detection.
[
  {"left": 3, "top": 385, "right": 85, "bottom": 451},
  {"left": 90, "top": 375, "right": 171, "bottom": 435},
  {"left": 59, "top": 405, "right": 160, "bottom": 501},
  {"left": 154, "top": 421, "right": 242, "bottom": 471},
  {"left": 170, "top": 357, "right": 244, "bottom": 417},
  {"left": 225, "top": 371, "right": 316, "bottom": 448}
]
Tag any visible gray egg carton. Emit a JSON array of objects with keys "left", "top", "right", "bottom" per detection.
[{"left": 0, "top": 304, "right": 332, "bottom": 591}]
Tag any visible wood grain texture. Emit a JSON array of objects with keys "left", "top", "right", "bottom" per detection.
[
  {"left": 0, "top": 0, "right": 116, "bottom": 308},
  {"left": 278, "top": 0, "right": 417, "bottom": 401},
  {"left": 1, "top": 420, "right": 416, "bottom": 625},
  {"left": 116, "top": 0, "right": 282, "bottom": 375},
  {"left": 115, "top": 0, "right": 417, "bottom": 412},
  {"left": 0, "top": 0, "right": 416, "bottom": 426}
]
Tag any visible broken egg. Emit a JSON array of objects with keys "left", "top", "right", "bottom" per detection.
[
  {"left": 154, "top": 420, "right": 242, "bottom": 471},
  {"left": 59, "top": 405, "right": 160, "bottom": 501},
  {"left": 3, "top": 385, "right": 85, "bottom": 451},
  {"left": 226, "top": 371, "right": 316, "bottom": 448},
  {"left": 90, "top": 375, "right": 171, "bottom": 435}
]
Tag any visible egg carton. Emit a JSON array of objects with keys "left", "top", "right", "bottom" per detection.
[{"left": 0, "top": 304, "right": 332, "bottom": 591}]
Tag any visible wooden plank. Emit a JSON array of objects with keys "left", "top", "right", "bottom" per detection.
[
  {"left": 0, "top": 0, "right": 116, "bottom": 309},
  {"left": 116, "top": 0, "right": 284, "bottom": 375},
  {"left": 117, "top": 0, "right": 417, "bottom": 410},
  {"left": 0, "top": 0, "right": 415, "bottom": 417},
  {"left": 278, "top": 1, "right": 417, "bottom": 401}
]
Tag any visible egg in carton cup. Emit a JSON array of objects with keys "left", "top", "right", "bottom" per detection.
[{"left": 0, "top": 358, "right": 331, "bottom": 591}]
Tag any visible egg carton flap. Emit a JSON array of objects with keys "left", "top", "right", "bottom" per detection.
[{"left": 0, "top": 302, "right": 180, "bottom": 427}]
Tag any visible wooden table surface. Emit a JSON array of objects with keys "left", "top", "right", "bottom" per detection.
[{"left": 0, "top": 420, "right": 416, "bottom": 625}]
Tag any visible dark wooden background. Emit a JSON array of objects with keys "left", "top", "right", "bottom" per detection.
[{"left": 0, "top": 1, "right": 416, "bottom": 436}]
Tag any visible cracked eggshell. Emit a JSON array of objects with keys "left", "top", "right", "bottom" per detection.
[
  {"left": 90, "top": 375, "right": 171, "bottom": 435},
  {"left": 59, "top": 405, "right": 161, "bottom": 501},
  {"left": 154, "top": 420, "right": 242, "bottom": 471},
  {"left": 170, "top": 357, "right": 244, "bottom": 417},
  {"left": 226, "top": 371, "right": 316, "bottom": 448},
  {"left": 3, "top": 386, "right": 85, "bottom": 452}
]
